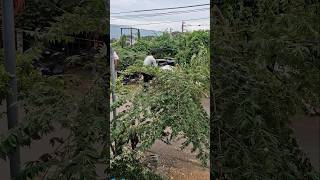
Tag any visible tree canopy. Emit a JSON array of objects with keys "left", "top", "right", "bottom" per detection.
[{"left": 211, "top": 0, "right": 320, "bottom": 179}]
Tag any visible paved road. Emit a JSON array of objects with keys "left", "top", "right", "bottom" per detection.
[{"left": 291, "top": 115, "right": 320, "bottom": 170}]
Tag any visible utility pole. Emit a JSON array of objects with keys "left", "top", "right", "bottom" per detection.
[
  {"left": 130, "top": 27, "right": 133, "bottom": 46},
  {"left": 137, "top": 29, "right": 141, "bottom": 40},
  {"left": 182, "top": 21, "right": 185, "bottom": 33},
  {"left": 2, "top": 0, "right": 21, "bottom": 178},
  {"left": 110, "top": 48, "right": 117, "bottom": 120},
  {"left": 102, "top": 1, "right": 111, "bottom": 179},
  {"left": 120, "top": 28, "right": 124, "bottom": 48}
]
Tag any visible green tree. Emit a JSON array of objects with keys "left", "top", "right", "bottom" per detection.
[
  {"left": 111, "top": 41, "right": 210, "bottom": 179},
  {"left": 1, "top": 0, "right": 110, "bottom": 179},
  {"left": 211, "top": 0, "right": 320, "bottom": 179},
  {"left": 1, "top": 1, "right": 212, "bottom": 179}
]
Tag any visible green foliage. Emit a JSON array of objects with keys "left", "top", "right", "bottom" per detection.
[
  {"left": 0, "top": 45, "right": 43, "bottom": 100},
  {"left": 119, "top": 35, "right": 127, "bottom": 48},
  {"left": 146, "top": 32, "right": 179, "bottom": 58},
  {"left": 176, "top": 31, "right": 209, "bottom": 65},
  {"left": 16, "top": 0, "right": 108, "bottom": 44},
  {"left": 111, "top": 148, "right": 163, "bottom": 180},
  {"left": 111, "top": 37, "right": 210, "bottom": 167},
  {"left": 0, "top": 77, "right": 67, "bottom": 160},
  {"left": 124, "top": 66, "right": 209, "bottom": 160},
  {"left": 113, "top": 31, "right": 209, "bottom": 71},
  {"left": 112, "top": 45, "right": 147, "bottom": 70},
  {"left": 16, "top": 0, "right": 78, "bottom": 30},
  {"left": 108, "top": 30, "right": 210, "bottom": 179},
  {"left": 0, "top": 0, "right": 210, "bottom": 179},
  {"left": 0, "top": 1, "right": 111, "bottom": 179},
  {"left": 0, "top": 71, "right": 111, "bottom": 179},
  {"left": 0, "top": 63, "right": 9, "bottom": 104},
  {"left": 211, "top": 0, "right": 320, "bottom": 179}
]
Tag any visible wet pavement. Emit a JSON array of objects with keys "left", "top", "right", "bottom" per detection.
[{"left": 291, "top": 115, "right": 320, "bottom": 170}]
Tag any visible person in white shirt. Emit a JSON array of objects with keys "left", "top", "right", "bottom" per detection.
[
  {"left": 113, "top": 50, "right": 119, "bottom": 70},
  {"left": 142, "top": 50, "right": 157, "bottom": 89},
  {"left": 143, "top": 54, "right": 157, "bottom": 67}
]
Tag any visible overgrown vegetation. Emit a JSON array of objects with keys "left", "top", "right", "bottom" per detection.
[
  {"left": 110, "top": 31, "right": 210, "bottom": 179},
  {"left": 1, "top": 0, "right": 111, "bottom": 179},
  {"left": 1, "top": 0, "right": 210, "bottom": 179},
  {"left": 112, "top": 31, "right": 209, "bottom": 70},
  {"left": 1, "top": 0, "right": 318, "bottom": 179},
  {"left": 211, "top": 0, "right": 320, "bottom": 179}
]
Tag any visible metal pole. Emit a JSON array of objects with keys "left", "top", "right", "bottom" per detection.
[
  {"left": 120, "top": 28, "right": 124, "bottom": 48},
  {"left": 130, "top": 28, "right": 133, "bottom": 46},
  {"left": 103, "top": 0, "right": 111, "bottom": 179},
  {"left": 110, "top": 49, "right": 117, "bottom": 120},
  {"left": 182, "top": 21, "right": 184, "bottom": 33},
  {"left": 2, "top": 0, "right": 21, "bottom": 178}
]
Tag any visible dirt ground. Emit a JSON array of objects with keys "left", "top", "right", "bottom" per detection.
[
  {"left": 149, "top": 140, "right": 209, "bottom": 180},
  {"left": 149, "top": 98, "right": 210, "bottom": 180}
]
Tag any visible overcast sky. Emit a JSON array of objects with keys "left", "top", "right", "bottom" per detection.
[{"left": 110, "top": 0, "right": 210, "bottom": 32}]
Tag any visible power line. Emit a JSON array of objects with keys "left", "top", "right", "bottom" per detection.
[
  {"left": 111, "top": 3, "right": 209, "bottom": 15},
  {"left": 125, "top": 17, "right": 209, "bottom": 27},
  {"left": 111, "top": 8, "right": 209, "bottom": 19},
  {"left": 112, "top": 7, "right": 209, "bottom": 18},
  {"left": 185, "top": 24, "right": 210, "bottom": 26},
  {"left": 0, "top": 27, "right": 104, "bottom": 43}
]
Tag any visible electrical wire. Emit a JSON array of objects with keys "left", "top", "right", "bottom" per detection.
[
  {"left": 0, "top": 27, "right": 104, "bottom": 43},
  {"left": 124, "top": 17, "right": 209, "bottom": 27},
  {"left": 111, "top": 3, "right": 209, "bottom": 15},
  {"left": 111, "top": 8, "right": 209, "bottom": 19},
  {"left": 5, "top": 3, "right": 209, "bottom": 39},
  {"left": 185, "top": 24, "right": 210, "bottom": 26},
  {"left": 110, "top": 4, "right": 209, "bottom": 31}
]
